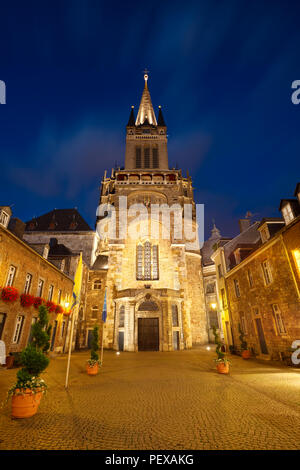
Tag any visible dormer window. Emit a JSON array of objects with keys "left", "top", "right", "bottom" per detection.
[
  {"left": 260, "top": 226, "right": 270, "bottom": 243},
  {"left": 0, "top": 210, "right": 9, "bottom": 228},
  {"left": 282, "top": 204, "right": 294, "bottom": 225}
]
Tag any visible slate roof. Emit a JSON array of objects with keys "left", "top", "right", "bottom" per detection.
[
  {"left": 157, "top": 107, "right": 166, "bottom": 126},
  {"left": 25, "top": 209, "right": 92, "bottom": 232},
  {"left": 127, "top": 106, "right": 135, "bottom": 126}
]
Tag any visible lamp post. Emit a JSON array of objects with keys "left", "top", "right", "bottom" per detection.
[{"left": 65, "top": 301, "right": 76, "bottom": 390}]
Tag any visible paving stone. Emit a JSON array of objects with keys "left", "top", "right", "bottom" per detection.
[{"left": 1, "top": 347, "right": 300, "bottom": 450}]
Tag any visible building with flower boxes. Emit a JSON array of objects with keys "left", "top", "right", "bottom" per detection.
[
  {"left": 0, "top": 208, "right": 74, "bottom": 355},
  {"left": 211, "top": 183, "right": 300, "bottom": 362}
]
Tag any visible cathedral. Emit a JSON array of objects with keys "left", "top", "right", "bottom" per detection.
[{"left": 96, "top": 74, "right": 208, "bottom": 352}]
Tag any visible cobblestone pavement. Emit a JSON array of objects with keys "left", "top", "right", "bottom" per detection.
[{"left": 1, "top": 347, "right": 300, "bottom": 450}]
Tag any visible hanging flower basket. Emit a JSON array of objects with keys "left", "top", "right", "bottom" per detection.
[
  {"left": 20, "top": 294, "right": 35, "bottom": 308},
  {"left": 46, "top": 301, "right": 56, "bottom": 313},
  {"left": 1, "top": 286, "right": 19, "bottom": 302},
  {"left": 55, "top": 305, "right": 64, "bottom": 314},
  {"left": 33, "top": 297, "right": 45, "bottom": 309}
]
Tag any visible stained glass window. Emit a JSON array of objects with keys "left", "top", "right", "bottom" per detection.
[{"left": 144, "top": 241, "right": 151, "bottom": 280}]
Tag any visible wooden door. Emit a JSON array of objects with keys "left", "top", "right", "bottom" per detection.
[
  {"left": 138, "top": 318, "right": 159, "bottom": 351},
  {"left": 255, "top": 318, "right": 268, "bottom": 355}
]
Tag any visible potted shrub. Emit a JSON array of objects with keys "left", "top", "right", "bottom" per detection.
[
  {"left": 239, "top": 323, "right": 250, "bottom": 359},
  {"left": 7, "top": 304, "right": 51, "bottom": 418},
  {"left": 212, "top": 325, "right": 231, "bottom": 374},
  {"left": 86, "top": 326, "right": 101, "bottom": 375}
]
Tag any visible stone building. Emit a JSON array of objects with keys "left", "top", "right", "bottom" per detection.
[
  {"left": 220, "top": 183, "right": 300, "bottom": 360},
  {"left": 201, "top": 223, "right": 231, "bottom": 342},
  {"left": 23, "top": 208, "right": 108, "bottom": 351},
  {"left": 0, "top": 207, "right": 74, "bottom": 355},
  {"left": 96, "top": 74, "right": 207, "bottom": 351}
]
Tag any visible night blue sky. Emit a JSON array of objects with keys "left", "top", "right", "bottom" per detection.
[{"left": 1, "top": 0, "right": 300, "bottom": 239}]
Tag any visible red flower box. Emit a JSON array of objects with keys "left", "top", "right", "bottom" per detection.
[
  {"left": 46, "top": 301, "right": 56, "bottom": 312},
  {"left": 20, "top": 293, "right": 35, "bottom": 308},
  {"left": 55, "top": 305, "right": 64, "bottom": 314},
  {"left": 1, "top": 286, "right": 19, "bottom": 302},
  {"left": 33, "top": 297, "right": 45, "bottom": 309}
]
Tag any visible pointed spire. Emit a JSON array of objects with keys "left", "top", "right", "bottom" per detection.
[
  {"left": 135, "top": 72, "right": 157, "bottom": 126},
  {"left": 209, "top": 221, "right": 221, "bottom": 240},
  {"left": 127, "top": 106, "right": 135, "bottom": 126},
  {"left": 157, "top": 106, "right": 166, "bottom": 126}
]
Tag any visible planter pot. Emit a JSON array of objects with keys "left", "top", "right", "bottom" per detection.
[
  {"left": 11, "top": 389, "right": 42, "bottom": 418},
  {"left": 216, "top": 362, "right": 230, "bottom": 374},
  {"left": 5, "top": 356, "right": 14, "bottom": 369},
  {"left": 242, "top": 350, "right": 251, "bottom": 359},
  {"left": 86, "top": 363, "right": 99, "bottom": 375}
]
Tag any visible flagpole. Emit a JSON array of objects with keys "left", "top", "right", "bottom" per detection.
[
  {"left": 100, "top": 321, "right": 104, "bottom": 365},
  {"left": 65, "top": 307, "right": 76, "bottom": 389}
]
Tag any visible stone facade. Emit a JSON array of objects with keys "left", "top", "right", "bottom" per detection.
[
  {"left": 0, "top": 223, "right": 74, "bottom": 355},
  {"left": 225, "top": 215, "right": 300, "bottom": 360},
  {"left": 96, "top": 75, "right": 208, "bottom": 352}
]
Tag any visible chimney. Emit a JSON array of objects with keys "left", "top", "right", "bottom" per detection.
[
  {"left": 239, "top": 218, "right": 251, "bottom": 233},
  {"left": 49, "top": 237, "right": 58, "bottom": 247},
  {"left": 8, "top": 217, "right": 26, "bottom": 239}
]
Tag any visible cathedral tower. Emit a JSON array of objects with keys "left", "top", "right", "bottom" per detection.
[{"left": 96, "top": 74, "right": 208, "bottom": 351}]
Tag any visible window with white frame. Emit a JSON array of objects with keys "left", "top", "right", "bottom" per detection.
[
  {"left": 93, "top": 279, "right": 102, "bottom": 290},
  {"left": 61, "top": 321, "right": 66, "bottom": 338},
  {"left": 272, "top": 304, "right": 286, "bottom": 334},
  {"left": 57, "top": 289, "right": 62, "bottom": 304},
  {"left": 13, "top": 316, "right": 24, "bottom": 344},
  {"left": 48, "top": 284, "right": 54, "bottom": 301},
  {"left": 6, "top": 265, "right": 16, "bottom": 287},
  {"left": 239, "top": 312, "right": 248, "bottom": 334},
  {"left": 262, "top": 260, "right": 272, "bottom": 285},
  {"left": 0, "top": 210, "right": 9, "bottom": 227},
  {"left": 91, "top": 306, "right": 99, "bottom": 319},
  {"left": 24, "top": 273, "right": 32, "bottom": 294},
  {"left": 234, "top": 279, "right": 241, "bottom": 298},
  {"left": 247, "top": 269, "right": 254, "bottom": 288},
  {"left": 37, "top": 279, "right": 44, "bottom": 297},
  {"left": 282, "top": 204, "right": 294, "bottom": 225}
]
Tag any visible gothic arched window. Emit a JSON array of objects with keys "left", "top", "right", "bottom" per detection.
[
  {"left": 136, "top": 242, "right": 159, "bottom": 280},
  {"left": 144, "top": 241, "right": 151, "bottom": 280},
  {"left": 152, "top": 245, "right": 159, "bottom": 280},
  {"left": 172, "top": 305, "right": 179, "bottom": 326},
  {"left": 137, "top": 245, "right": 143, "bottom": 280},
  {"left": 119, "top": 305, "right": 125, "bottom": 327}
]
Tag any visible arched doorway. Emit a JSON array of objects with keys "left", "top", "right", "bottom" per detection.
[{"left": 137, "top": 299, "right": 159, "bottom": 351}]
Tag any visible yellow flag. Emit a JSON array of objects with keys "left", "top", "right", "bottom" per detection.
[{"left": 72, "top": 252, "right": 83, "bottom": 309}]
